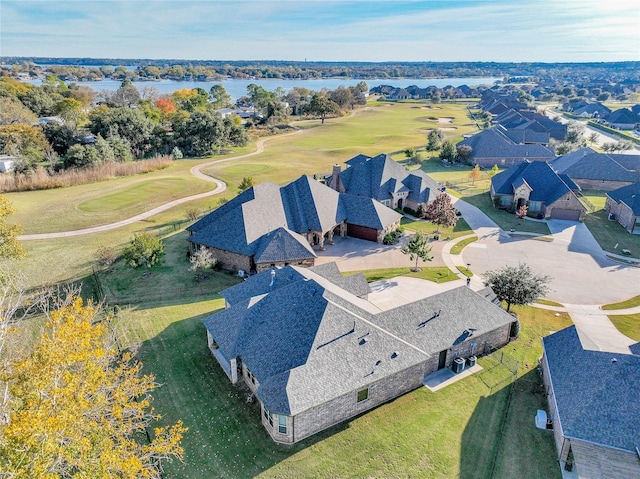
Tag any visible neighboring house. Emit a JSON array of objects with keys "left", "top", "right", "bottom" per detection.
[
  {"left": 458, "top": 126, "right": 555, "bottom": 168},
  {"left": 387, "top": 88, "right": 412, "bottom": 101},
  {"left": 491, "top": 160, "right": 587, "bottom": 220},
  {"left": 0, "top": 155, "right": 17, "bottom": 173},
  {"left": 328, "top": 153, "right": 442, "bottom": 211},
  {"left": 541, "top": 326, "right": 640, "bottom": 478},
  {"left": 605, "top": 108, "right": 640, "bottom": 130},
  {"left": 605, "top": 182, "right": 640, "bottom": 233},
  {"left": 552, "top": 149, "right": 640, "bottom": 191},
  {"left": 563, "top": 101, "right": 611, "bottom": 119},
  {"left": 187, "top": 175, "right": 401, "bottom": 273},
  {"left": 203, "top": 263, "right": 517, "bottom": 444},
  {"left": 496, "top": 109, "right": 568, "bottom": 141}
]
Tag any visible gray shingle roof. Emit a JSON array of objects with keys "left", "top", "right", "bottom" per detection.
[
  {"left": 340, "top": 193, "right": 402, "bottom": 229},
  {"left": 543, "top": 326, "right": 640, "bottom": 452},
  {"left": 309, "top": 262, "right": 371, "bottom": 298},
  {"left": 340, "top": 153, "right": 441, "bottom": 204},
  {"left": 203, "top": 264, "right": 515, "bottom": 416},
  {"left": 254, "top": 227, "right": 316, "bottom": 264},
  {"left": 553, "top": 152, "right": 639, "bottom": 183},
  {"left": 458, "top": 127, "right": 554, "bottom": 161},
  {"left": 607, "top": 182, "right": 640, "bottom": 216},
  {"left": 492, "top": 161, "right": 582, "bottom": 205}
]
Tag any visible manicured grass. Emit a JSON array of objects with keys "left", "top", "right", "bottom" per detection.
[
  {"left": 607, "top": 314, "right": 640, "bottom": 342},
  {"left": 400, "top": 216, "right": 473, "bottom": 239},
  {"left": 450, "top": 235, "right": 478, "bottom": 255},
  {"left": 113, "top": 298, "right": 569, "bottom": 479},
  {"left": 456, "top": 266, "right": 473, "bottom": 277},
  {"left": 583, "top": 210, "right": 640, "bottom": 255},
  {"left": 6, "top": 161, "right": 215, "bottom": 234},
  {"left": 534, "top": 298, "right": 564, "bottom": 307},
  {"left": 602, "top": 294, "right": 640, "bottom": 310},
  {"left": 462, "top": 192, "right": 552, "bottom": 235},
  {"left": 350, "top": 266, "right": 459, "bottom": 284},
  {"left": 580, "top": 189, "right": 607, "bottom": 212}
]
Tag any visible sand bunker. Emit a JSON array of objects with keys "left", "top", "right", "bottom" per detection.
[{"left": 438, "top": 117, "right": 454, "bottom": 124}]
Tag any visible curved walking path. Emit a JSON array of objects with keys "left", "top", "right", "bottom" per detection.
[{"left": 19, "top": 129, "right": 303, "bottom": 241}]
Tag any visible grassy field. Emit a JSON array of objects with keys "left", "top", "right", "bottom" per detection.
[{"left": 348, "top": 266, "right": 459, "bottom": 283}]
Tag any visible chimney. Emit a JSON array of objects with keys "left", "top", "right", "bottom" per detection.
[{"left": 328, "top": 164, "right": 345, "bottom": 193}]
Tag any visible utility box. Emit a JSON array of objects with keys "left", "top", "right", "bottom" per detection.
[
  {"left": 467, "top": 356, "right": 477, "bottom": 368},
  {"left": 452, "top": 357, "right": 465, "bottom": 373}
]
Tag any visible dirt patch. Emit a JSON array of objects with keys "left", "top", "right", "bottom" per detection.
[
  {"left": 438, "top": 117, "right": 454, "bottom": 124},
  {"left": 439, "top": 127, "right": 457, "bottom": 131}
]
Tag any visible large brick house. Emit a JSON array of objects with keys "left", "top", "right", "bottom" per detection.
[
  {"left": 327, "top": 153, "right": 442, "bottom": 212},
  {"left": 188, "top": 175, "right": 401, "bottom": 273},
  {"left": 491, "top": 160, "right": 587, "bottom": 221},
  {"left": 541, "top": 326, "right": 640, "bottom": 478},
  {"left": 202, "top": 263, "right": 517, "bottom": 444}
]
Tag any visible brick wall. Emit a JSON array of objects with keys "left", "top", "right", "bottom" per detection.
[
  {"left": 606, "top": 197, "right": 637, "bottom": 233},
  {"left": 546, "top": 194, "right": 587, "bottom": 220},
  {"left": 573, "top": 178, "right": 633, "bottom": 192},
  {"left": 256, "top": 257, "right": 315, "bottom": 273}
]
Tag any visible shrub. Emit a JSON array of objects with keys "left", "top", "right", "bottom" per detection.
[
  {"left": 186, "top": 207, "right": 200, "bottom": 221},
  {"left": 171, "top": 146, "right": 183, "bottom": 159},
  {"left": 189, "top": 246, "right": 217, "bottom": 278},
  {"left": 123, "top": 232, "right": 164, "bottom": 268},
  {"left": 95, "top": 246, "right": 118, "bottom": 267},
  {"left": 403, "top": 206, "right": 417, "bottom": 217},
  {"left": 383, "top": 228, "right": 403, "bottom": 245}
]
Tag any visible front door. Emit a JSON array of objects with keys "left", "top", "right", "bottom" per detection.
[{"left": 438, "top": 350, "right": 447, "bottom": 370}]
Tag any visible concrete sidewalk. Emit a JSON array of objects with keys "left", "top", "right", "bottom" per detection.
[{"left": 564, "top": 304, "right": 636, "bottom": 355}]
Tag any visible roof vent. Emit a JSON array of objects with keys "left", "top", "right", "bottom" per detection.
[
  {"left": 375, "top": 360, "right": 382, "bottom": 366},
  {"left": 359, "top": 338, "right": 367, "bottom": 345},
  {"left": 391, "top": 352, "right": 398, "bottom": 359},
  {"left": 287, "top": 273, "right": 293, "bottom": 280},
  {"left": 309, "top": 288, "right": 316, "bottom": 296},
  {"left": 611, "top": 358, "right": 617, "bottom": 363}
]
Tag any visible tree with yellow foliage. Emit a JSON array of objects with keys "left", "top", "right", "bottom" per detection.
[
  {"left": 0, "top": 298, "right": 186, "bottom": 478},
  {"left": 0, "top": 195, "right": 25, "bottom": 260}
]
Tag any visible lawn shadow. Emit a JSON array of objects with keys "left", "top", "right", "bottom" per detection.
[{"left": 460, "top": 369, "right": 561, "bottom": 479}]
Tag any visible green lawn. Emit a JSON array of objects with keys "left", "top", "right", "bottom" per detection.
[
  {"left": 348, "top": 266, "right": 459, "bottom": 284},
  {"left": 400, "top": 216, "right": 473, "bottom": 239},
  {"left": 602, "top": 294, "right": 640, "bottom": 310},
  {"left": 580, "top": 189, "right": 607, "bottom": 212},
  {"left": 583, "top": 210, "right": 640, "bottom": 255},
  {"left": 607, "top": 313, "right": 640, "bottom": 342},
  {"left": 450, "top": 235, "right": 478, "bottom": 255}
]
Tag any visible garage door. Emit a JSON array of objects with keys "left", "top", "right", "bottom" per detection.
[
  {"left": 347, "top": 224, "right": 379, "bottom": 242},
  {"left": 550, "top": 208, "right": 581, "bottom": 220}
]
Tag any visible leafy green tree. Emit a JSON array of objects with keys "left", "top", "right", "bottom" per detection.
[
  {"left": 426, "top": 129, "right": 444, "bottom": 151},
  {"left": 305, "top": 94, "right": 340, "bottom": 123},
  {"left": 63, "top": 144, "right": 102, "bottom": 168},
  {"left": 439, "top": 141, "right": 457, "bottom": 161},
  {"left": 209, "top": 84, "right": 233, "bottom": 109},
  {"left": 89, "top": 107, "right": 154, "bottom": 158},
  {"left": 456, "top": 144, "right": 473, "bottom": 163},
  {"left": 123, "top": 232, "right": 164, "bottom": 268},
  {"left": 329, "top": 86, "right": 354, "bottom": 110},
  {"left": 0, "top": 97, "right": 38, "bottom": 126},
  {"left": 108, "top": 79, "right": 141, "bottom": 108},
  {"left": 401, "top": 233, "right": 433, "bottom": 271},
  {"left": 0, "top": 123, "right": 49, "bottom": 164},
  {"left": 17, "top": 85, "right": 58, "bottom": 117},
  {"left": 0, "top": 298, "right": 186, "bottom": 478},
  {"left": 41, "top": 121, "right": 77, "bottom": 155},
  {"left": 174, "top": 110, "right": 226, "bottom": 157},
  {"left": 488, "top": 164, "right": 500, "bottom": 178},
  {"left": 483, "top": 263, "right": 551, "bottom": 312},
  {"left": 424, "top": 192, "right": 458, "bottom": 232},
  {"left": 238, "top": 176, "right": 254, "bottom": 192},
  {"left": 0, "top": 195, "right": 26, "bottom": 260}
]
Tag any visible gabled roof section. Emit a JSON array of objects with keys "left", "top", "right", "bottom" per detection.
[
  {"left": 607, "top": 108, "right": 639, "bottom": 124},
  {"left": 281, "top": 175, "right": 346, "bottom": 233},
  {"left": 309, "top": 262, "right": 371, "bottom": 298},
  {"left": 340, "top": 153, "right": 441, "bottom": 204},
  {"left": 550, "top": 147, "right": 596, "bottom": 174},
  {"left": 253, "top": 227, "right": 316, "bottom": 264},
  {"left": 345, "top": 154, "right": 371, "bottom": 167},
  {"left": 341, "top": 194, "right": 402, "bottom": 230},
  {"left": 220, "top": 265, "right": 306, "bottom": 306},
  {"left": 543, "top": 326, "right": 640, "bottom": 452},
  {"left": 492, "top": 161, "right": 580, "bottom": 205},
  {"left": 607, "top": 182, "right": 640, "bottom": 216}
]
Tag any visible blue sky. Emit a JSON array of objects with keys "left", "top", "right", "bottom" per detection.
[{"left": 1, "top": 0, "right": 639, "bottom": 62}]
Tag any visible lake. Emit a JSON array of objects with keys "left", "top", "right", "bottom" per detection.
[{"left": 25, "top": 77, "right": 499, "bottom": 100}]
